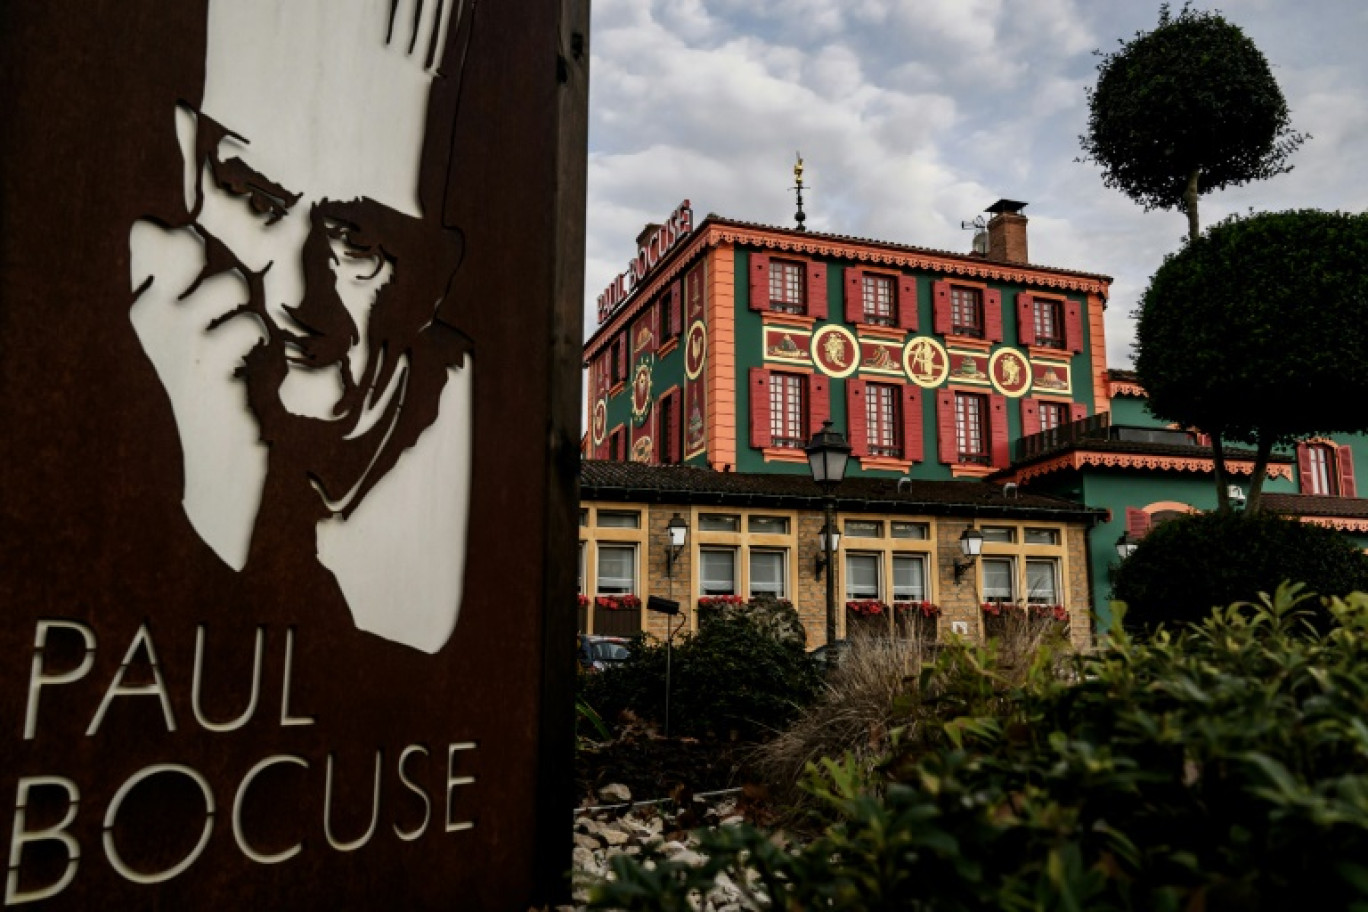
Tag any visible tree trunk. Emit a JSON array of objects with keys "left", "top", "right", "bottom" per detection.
[
  {"left": 1244, "top": 437, "right": 1274, "bottom": 513},
  {"left": 1212, "top": 435, "right": 1231, "bottom": 512},
  {"left": 1184, "top": 169, "right": 1201, "bottom": 243}
]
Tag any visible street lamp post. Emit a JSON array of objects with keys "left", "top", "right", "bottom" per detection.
[{"left": 805, "top": 420, "right": 851, "bottom": 648}]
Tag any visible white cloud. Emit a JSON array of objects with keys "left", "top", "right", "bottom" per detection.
[{"left": 584, "top": 0, "right": 1368, "bottom": 378}]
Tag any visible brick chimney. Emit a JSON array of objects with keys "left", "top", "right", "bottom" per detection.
[{"left": 985, "top": 199, "right": 1028, "bottom": 265}]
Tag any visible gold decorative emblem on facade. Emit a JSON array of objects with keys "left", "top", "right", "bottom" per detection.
[
  {"left": 810, "top": 324, "right": 860, "bottom": 378},
  {"left": 989, "top": 347, "right": 1032, "bottom": 398},
  {"left": 684, "top": 320, "right": 707, "bottom": 380},
  {"left": 902, "top": 336, "right": 949, "bottom": 388},
  {"left": 592, "top": 399, "right": 607, "bottom": 445},
  {"left": 630, "top": 436, "right": 654, "bottom": 463}
]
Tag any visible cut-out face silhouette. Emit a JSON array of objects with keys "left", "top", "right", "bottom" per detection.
[{"left": 130, "top": 0, "right": 474, "bottom": 653}]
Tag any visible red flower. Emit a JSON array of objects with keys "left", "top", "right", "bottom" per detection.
[
  {"left": 894, "top": 601, "right": 941, "bottom": 618},
  {"left": 698, "top": 594, "right": 747, "bottom": 609},
  {"left": 845, "top": 599, "right": 888, "bottom": 617}
]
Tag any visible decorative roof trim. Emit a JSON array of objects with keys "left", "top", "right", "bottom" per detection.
[
  {"left": 1108, "top": 379, "right": 1147, "bottom": 398},
  {"left": 1298, "top": 516, "right": 1368, "bottom": 533},
  {"left": 710, "top": 225, "right": 1110, "bottom": 296},
  {"left": 1007, "top": 450, "right": 1294, "bottom": 484}
]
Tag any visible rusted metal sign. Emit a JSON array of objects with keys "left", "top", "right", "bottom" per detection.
[{"left": 0, "top": 0, "right": 587, "bottom": 906}]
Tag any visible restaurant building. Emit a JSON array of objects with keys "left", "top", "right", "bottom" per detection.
[{"left": 581, "top": 198, "right": 1368, "bottom": 644}]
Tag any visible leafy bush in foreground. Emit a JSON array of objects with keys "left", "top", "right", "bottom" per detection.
[
  {"left": 580, "top": 606, "right": 822, "bottom": 740},
  {"left": 590, "top": 585, "right": 1368, "bottom": 910},
  {"left": 1112, "top": 510, "right": 1368, "bottom": 631}
]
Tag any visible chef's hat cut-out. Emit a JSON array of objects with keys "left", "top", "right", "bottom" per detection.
[{"left": 200, "top": 0, "right": 474, "bottom": 218}]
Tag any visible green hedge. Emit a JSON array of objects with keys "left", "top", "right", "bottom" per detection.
[{"left": 1112, "top": 510, "right": 1368, "bottom": 631}]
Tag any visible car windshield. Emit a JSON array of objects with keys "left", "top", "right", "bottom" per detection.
[{"left": 592, "top": 642, "right": 630, "bottom": 661}]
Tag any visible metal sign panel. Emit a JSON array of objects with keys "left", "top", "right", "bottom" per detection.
[{"left": 0, "top": 0, "right": 586, "bottom": 906}]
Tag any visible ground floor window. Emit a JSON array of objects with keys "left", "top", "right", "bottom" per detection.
[
  {"left": 749, "top": 549, "right": 787, "bottom": 599},
  {"left": 699, "top": 547, "right": 738, "bottom": 595},
  {"left": 596, "top": 545, "right": 636, "bottom": 595},
  {"left": 892, "top": 554, "right": 927, "bottom": 602},
  {"left": 845, "top": 553, "right": 882, "bottom": 601}
]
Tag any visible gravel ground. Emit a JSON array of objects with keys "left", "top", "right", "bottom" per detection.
[{"left": 559, "top": 783, "right": 761, "bottom": 911}]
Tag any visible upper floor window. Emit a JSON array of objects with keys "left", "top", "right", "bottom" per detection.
[
  {"left": 866, "top": 382, "right": 901, "bottom": 457},
  {"left": 1033, "top": 297, "right": 1065, "bottom": 349},
  {"left": 1307, "top": 443, "right": 1336, "bottom": 495},
  {"left": 769, "top": 372, "right": 807, "bottom": 448},
  {"left": 862, "top": 274, "right": 895, "bottom": 325},
  {"left": 769, "top": 259, "right": 806, "bottom": 314},
  {"left": 950, "top": 286, "right": 983, "bottom": 337},
  {"left": 660, "top": 293, "right": 678, "bottom": 343},
  {"left": 1039, "top": 401, "right": 1068, "bottom": 432},
  {"left": 955, "top": 392, "right": 989, "bottom": 464}
]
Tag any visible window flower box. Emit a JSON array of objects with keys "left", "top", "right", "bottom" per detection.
[
  {"left": 593, "top": 594, "right": 642, "bottom": 636},
  {"left": 894, "top": 601, "right": 941, "bottom": 641}
]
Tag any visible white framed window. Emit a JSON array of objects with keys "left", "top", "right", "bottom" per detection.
[
  {"left": 844, "top": 519, "right": 883, "bottom": 538},
  {"left": 769, "top": 259, "right": 806, "bottom": 314},
  {"left": 845, "top": 553, "right": 882, "bottom": 601},
  {"left": 981, "top": 557, "right": 1015, "bottom": 603},
  {"left": 891, "top": 522, "right": 928, "bottom": 540},
  {"left": 598, "top": 510, "right": 641, "bottom": 529},
  {"left": 699, "top": 513, "right": 741, "bottom": 532},
  {"left": 1024, "top": 528, "right": 1059, "bottom": 545},
  {"left": 699, "top": 548, "right": 738, "bottom": 595},
  {"left": 1025, "top": 558, "right": 1060, "bottom": 605},
  {"left": 980, "top": 526, "right": 1016, "bottom": 543},
  {"left": 577, "top": 542, "right": 584, "bottom": 594},
  {"left": 749, "top": 515, "right": 790, "bottom": 534},
  {"left": 892, "top": 555, "right": 927, "bottom": 602},
  {"left": 597, "top": 545, "right": 637, "bottom": 595},
  {"left": 749, "top": 549, "right": 788, "bottom": 599},
  {"left": 862, "top": 273, "right": 894, "bottom": 325}
]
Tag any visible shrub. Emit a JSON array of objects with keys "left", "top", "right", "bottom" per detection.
[
  {"left": 580, "top": 605, "right": 822, "bottom": 740},
  {"left": 589, "top": 585, "right": 1368, "bottom": 910},
  {"left": 1112, "top": 510, "right": 1368, "bottom": 630}
]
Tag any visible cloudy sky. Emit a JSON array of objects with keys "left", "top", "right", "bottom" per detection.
[{"left": 583, "top": 0, "right": 1368, "bottom": 369}]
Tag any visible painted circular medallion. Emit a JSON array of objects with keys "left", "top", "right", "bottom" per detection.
[
  {"left": 902, "top": 336, "right": 950, "bottom": 388},
  {"left": 810, "top": 324, "right": 859, "bottom": 378},
  {"left": 989, "top": 347, "right": 1032, "bottom": 398}
]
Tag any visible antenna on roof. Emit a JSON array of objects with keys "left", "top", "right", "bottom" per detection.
[
  {"left": 961, "top": 214, "right": 988, "bottom": 256},
  {"left": 791, "top": 152, "right": 807, "bottom": 232}
]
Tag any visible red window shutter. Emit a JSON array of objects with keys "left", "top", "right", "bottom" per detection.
[
  {"left": 844, "top": 269, "right": 863, "bottom": 324},
  {"left": 669, "top": 390, "right": 683, "bottom": 463},
  {"left": 1338, "top": 445, "right": 1357, "bottom": 497},
  {"left": 1296, "top": 443, "right": 1314, "bottom": 492},
  {"left": 896, "top": 274, "right": 918, "bottom": 331},
  {"left": 749, "top": 252, "right": 770, "bottom": 312},
  {"left": 846, "top": 379, "right": 869, "bottom": 458},
  {"left": 807, "top": 260, "right": 828, "bottom": 319},
  {"left": 989, "top": 393, "right": 1009, "bottom": 467},
  {"left": 936, "top": 389, "right": 957, "bottom": 464},
  {"left": 1065, "top": 298, "right": 1083, "bottom": 353},
  {"left": 1125, "top": 507, "right": 1152, "bottom": 539},
  {"left": 901, "top": 385, "right": 924, "bottom": 462},
  {"left": 984, "top": 289, "right": 1003, "bottom": 344},
  {"left": 670, "top": 280, "right": 683, "bottom": 336},
  {"left": 1021, "top": 398, "right": 1041, "bottom": 437},
  {"left": 1070, "top": 403, "right": 1087, "bottom": 424},
  {"left": 808, "top": 374, "right": 830, "bottom": 436},
  {"left": 932, "top": 280, "right": 951, "bottom": 336},
  {"left": 1016, "top": 292, "right": 1036, "bottom": 346},
  {"left": 749, "top": 367, "right": 772, "bottom": 448}
]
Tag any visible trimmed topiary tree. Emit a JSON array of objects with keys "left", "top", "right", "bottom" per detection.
[
  {"left": 1080, "top": 4, "right": 1306, "bottom": 243},
  {"left": 1111, "top": 510, "right": 1368, "bottom": 630},
  {"left": 1135, "top": 209, "right": 1368, "bottom": 511}
]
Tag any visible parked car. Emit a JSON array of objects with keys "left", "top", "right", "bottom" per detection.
[
  {"left": 809, "top": 639, "right": 852, "bottom": 672},
  {"left": 578, "top": 634, "right": 632, "bottom": 672}
]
